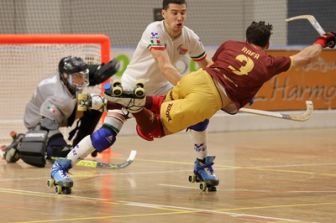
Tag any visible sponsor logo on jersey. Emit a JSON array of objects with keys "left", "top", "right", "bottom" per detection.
[{"left": 150, "top": 32, "right": 162, "bottom": 46}]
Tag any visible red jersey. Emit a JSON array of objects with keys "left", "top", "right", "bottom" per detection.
[{"left": 206, "top": 40, "right": 291, "bottom": 108}]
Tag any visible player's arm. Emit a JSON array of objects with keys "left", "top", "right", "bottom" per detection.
[
  {"left": 88, "top": 58, "right": 120, "bottom": 86},
  {"left": 196, "top": 57, "right": 212, "bottom": 69},
  {"left": 290, "top": 32, "right": 335, "bottom": 68},
  {"left": 150, "top": 48, "right": 181, "bottom": 85},
  {"left": 290, "top": 43, "right": 322, "bottom": 68}
]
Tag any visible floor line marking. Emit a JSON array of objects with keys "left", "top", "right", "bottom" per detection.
[{"left": 122, "top": 200, "right": 306, "bottom": 222}]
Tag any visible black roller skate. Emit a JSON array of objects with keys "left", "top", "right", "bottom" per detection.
[
  {"left": 1, "top": 131, "right": 25, "bottom": 163},
  {"left": 48, "top": 159, "right": 73, "bottom": 194},
  {"left": 188, "top": 156, "right": 219, "bottom": 192},
  {"left": 103, "top": 80, "right": 145, "bottom": 113}
]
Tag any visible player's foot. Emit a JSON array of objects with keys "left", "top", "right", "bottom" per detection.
[
  {"left": 49, "top": 159, "right": 73, "bottom": 194},
  {"left": 104, "top": 82, "right": 145, "bottom": 113},
  {"left": 193, "top": 156, "right": 219, "bottom": 186},
  {"left": 2, "top": 132, "right": 24, "bottom": 163}
]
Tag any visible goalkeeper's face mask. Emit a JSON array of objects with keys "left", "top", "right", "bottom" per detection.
[{"left": 66, "top": 69, "right": 89, "bottom": 91}]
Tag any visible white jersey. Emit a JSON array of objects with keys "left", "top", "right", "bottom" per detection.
[
  {"left": 121, "top": 20, "right": 206, "bottom": 95},
  {"left": 24, "top": 74, "right": 77, "bottom": 129}
]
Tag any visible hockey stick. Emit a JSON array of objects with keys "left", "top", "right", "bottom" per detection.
[
  {"left": 286, "top": 15, "right": 325, "bottom": 35},
  {"left": 76, "top": 150, "right": 137, "bottom": 169},
  {"left": 52, "top": 150, "right": 137, "bottom": 170},
  {"left": 239, "top": 100, "right": 313, "bottom": 121}
]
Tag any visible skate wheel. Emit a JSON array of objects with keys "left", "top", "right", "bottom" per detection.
[
  {"left": 4, "top": 148, "right": 19, "bottom": 163},
  {"left": 208, "top": 186, "right": 217, "bottom": 192},
  {"left": 188, "top": 175, "right": 196, "bottom": 183},
  {"left": 47, "top": 179, "right": 55, "bottom": 188},
  {"left": 136, "top": 81, "right": 144, "bottom": 89},
  {"left": 200, "top": 182, "right": 207, "bottom": 192},
  {"left": 134, "top": 87, "right": 145, "bottom": 97},
  {"left": 62, "top": 187, "right": 72, "bottom": 194},
  {"left": 55, "top": 185, "right": 63, "bottom": 194},
  {"left": 112, "top": 86, "right": 123, "bottom": 96},
  {"left": 112, "top": 80, "right": 123, "bottom": 96},
  {"left": 112, "top": 80, "right": 122, "bottom": 87}
]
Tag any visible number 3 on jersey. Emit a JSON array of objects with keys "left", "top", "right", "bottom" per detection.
[{"left": 228, "top": 54, "right": 254, "bottom": 76}]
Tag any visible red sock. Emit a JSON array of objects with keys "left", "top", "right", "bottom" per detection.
[
  {"left": 145, "top": 96, "right": 165, "bottom": 114},
  {"left": 133, "top": 109, "right": 165, "bottom": 141}
]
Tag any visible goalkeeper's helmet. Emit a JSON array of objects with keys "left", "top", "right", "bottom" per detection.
[{"left": 58, "top": 56, "right": 89, "bottom": 94}]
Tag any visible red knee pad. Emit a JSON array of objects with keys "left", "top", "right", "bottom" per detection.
[
  {"left": 146, "top": 95, "right": 165, "bottom": 114},
  {"left": 136, "top": 114, "right": 165, "bottom": 141}
]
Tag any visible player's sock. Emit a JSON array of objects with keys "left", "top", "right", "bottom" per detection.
[
  {"left": 145, "top": 95, "right": 165, "bottom": 114},
  {"left": 190, "top": 129, "right": 208, "bottom": 160},
  {"left": 189, "top": 119, "right": 209, "bottom": 160},
  {"left": 133, "top": 108, "right": 165, "bottom": 140},
  {"left": 66, "top": 135, "right": 95, "bottom": 164}
]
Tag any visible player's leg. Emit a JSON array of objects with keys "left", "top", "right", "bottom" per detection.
[
  {"left": 134, "top": 70, "right": 222, "bottom": 140},
  {"left": 189, "top": 119, "right": 219, "bottom": 190},
  {"left": 163, "top": 70, "right": 221, "bottom": 190},
  {"left": 160, "top": 69, "right": 222, "bottom": 134},
  {"left": 3, "top": 128, "right": 71, "bottom": 167},
  {"left": 50, "top": 109, "right": 127, "bottom": 192}
]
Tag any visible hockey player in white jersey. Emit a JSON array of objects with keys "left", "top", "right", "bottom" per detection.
[{"left": 49, "top": 0, "right": 218, "bottom": 194}]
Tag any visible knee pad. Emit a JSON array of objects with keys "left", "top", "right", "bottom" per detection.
[
  {"left": 189, "top": 119, "right": 209, "bottom": 132},
  {"left": 18, "top": 130, "right": 48, "bottom": 167},
  {"left": 91, "top": 126, "right": 117, "bottom": 152}
]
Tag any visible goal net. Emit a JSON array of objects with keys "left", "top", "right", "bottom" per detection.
[{"left": 0, "top": 34, "right": 110, "bottom": 141}]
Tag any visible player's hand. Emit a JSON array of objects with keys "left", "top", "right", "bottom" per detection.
[
  {"left": 325, "top": 32, "right": 336, "bottom": 48},
  {"left": 314, "top": 32, "right": 336, "bottom": 48}
]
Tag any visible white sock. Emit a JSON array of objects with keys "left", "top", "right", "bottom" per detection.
[
  {"left": 190, "top": 130, "right": 208, "bottom": 160},
  {"left": 67, "top": 135, "right": 95, "bottom": 165}
]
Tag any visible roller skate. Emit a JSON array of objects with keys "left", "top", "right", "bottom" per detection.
[
  {"left": 1, "top": 131, "right": 24, "bottom": 163},
  {"left": 103, "top": 80, "right": 145, "bottom": 113},
  {"left": 188, "top": 156, "right": 219, "bottom": 192},
  {"left": 47, "top": 159, "right": 73, "bottom": 194}
]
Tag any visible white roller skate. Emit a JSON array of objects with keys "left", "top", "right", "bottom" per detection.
[
  {"left": 103, "top": 80, "right": 145, "bottom": 113},
  {"left": 189, "top": 156, "right": 219, "bottom": 192},
  {"left": 48, "top": 159, "right": 73, "bottom": 194}
]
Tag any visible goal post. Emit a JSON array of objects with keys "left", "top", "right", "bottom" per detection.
[
  {"left": 0, "top": 34, "right": 110, "bottom": 63},
  {"left": 0, "top": 34, "right": 111, "bottom": 141}
]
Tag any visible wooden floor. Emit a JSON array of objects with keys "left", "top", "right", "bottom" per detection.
[{"left": 1, "top": 128, "right": 336, "bottom": 223}]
